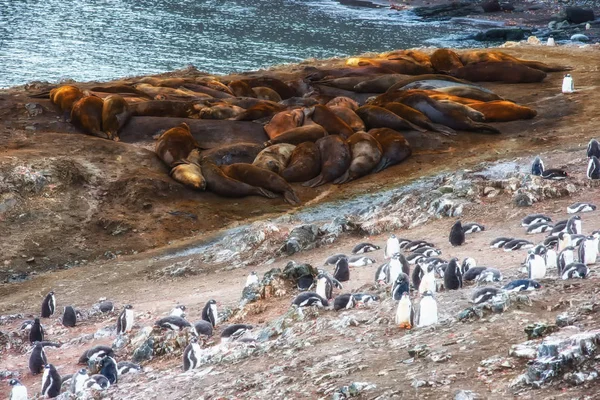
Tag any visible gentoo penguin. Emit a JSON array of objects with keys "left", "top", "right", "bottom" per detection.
[
  {"left": 155, "top": 316, "right": 192, "bottom": 330},
  {"left": 521, "top": 214, "right": 552, "bottom": 227},
  {"left": 352, "top": 242, "right": 380, "bottom": 254},
  {"left": 395, "top": 292, "right": 414, "bottom": 329},
  {"left": 531, "top": 156, "right": 544, "bottom": 175},
  {"left": 406, "top": 240, "right": 435, "bottom": 252},
  {"left": 333, "top": 257, "right": 350, "bottom": 282},
  {"left": 527, "top": 253, "right": 546, "bottom": 280},
  {"left": 551, "top": 219, "right": 568, "bottom": 234},
  {"left": 315, "top": 273, "right": 334, "bottom": 300},
  {"left": 567, "top": 202, "right": 596, "bottom": 214},
  {"left": 587, "top": 156, "right": 600, "bottom": 179},
  {"left": 544, "top": 235, "right": 559, "bottom": 248},
  {"left": 531, "top": 244, "right": 547, "bottom": 256},
  {"left": 561, "top": 263, "right": 589, "bottom": 279},
  {"left": 29, "top": 341, "right": 47, "bottom": 374},
  {"left": 193, "top": 320, "right": 214, "bottom": 337},
  {"left": 526, "top": 222, "right": 553, "bottom": 234},
  {"left": 490, "top": 237, "right": 514, "bottom": 249},
  {"left": 411, "top": 261, "right": 423, "bottom": 289},
  {"left": 579, "top": 235, "right": 599, "bottom": 265},
  {"left": 566, "top": 215, "right": 582, "bottom": 235},
  {"left": 374, "top": 262, "right": 389, "bottom": 285},
  {"left": 297, "top": 275, "right": 315, "bottom": 291},
  {"left": 391, "top": 273, "right": 410, "bottom": 300},
  {"left": 62, "top": 305, "right": 77, "bottom": 327},
  {"left": 475, "top": 268, "right": 502, "bottom": 283},
  {"left": 503, "top": 239, "right": 534, "bottom": 251},
  {"left": 324, "top": 253, "right": 347, "bottom": 265},
  {"left": 413, "top": 247, "right": 442, "bottom": 257},
  {"left": 406, "top": 253, "right": 426, "bottom": 265},
  {"left": 418, "top": 264, "right": 436, "bottom": 294},
  {"left": 333, "top": 293, "right": 356, "bottom": 311},
  {"left": 461, "top": 257, "right": 476, "bottom": 275},
  {"left": 471, "top": 287, "right": 500, "bottom": 304},
  {"left": 29, "top": 317, "right": 44, "bottom": 343},
  {"left": 503, "top": 279, "right": 541, "bottom": 292},
  {"left": 384, "top": 234, "right": 400, "bottom": 259},
  {"left": 98, "top": 301, "right": 114, "bottom": 313},
  {"left": 220, "top": 324, "right": 253, "bottom": 341},
  {"left": 85, "top": 374, "right": 110, "bottom": 390},
  {"left": 462, "top": 222, "right": 485, "bottom": 234},
  {"left": 463, "top": 266, "right": 487, "bottom": 281},
  {"left": 78, "top": 345, "right": 114, "bottom": 364},
  {"left": 444, "top": 258, "right": 462, "bottom": 290},
  {"left": 202, "top": 299, "right": 218, "bottom": 327},
  {"left": 170, "top": 305, "right": 187, "bottom": 318},
  {"left": 9, "top": 379, "right": 28, "bottom": 400},
  {"left": 292, "top": 292, "right": 329, "bottom": 308},
  {"left": 387, "top": 253, "right": 404, "bottom": 285},
  {"left": 245, "top": 271, "right": 260, "bottom": 287},
  {"left": 117, "top": 361, "right": 142, "bottom": 376},
  {"left": 100, "top": 356, "right": 118, "bottom": 384},
  {"left": 541, "top": 169, "right": 568, "bottom": 180},
  {"left": 571, "top": 234, "right": 586, "bottom": 247},
  {"left": 352, "top": 293, "right": 379, "bottom": 306},
  {"left": 558, "top": 246, "right": 576, "bottom": 274},
  {"left": 417, "top": 291, "right": 438, "bottom": 327},
  {"left": 348, "top": 256, "right": 376, "bottom": 267},
  {"left": 116, "top": 304, "right": 134, "bottom": 335},
  {"left": 70, "top": 368, "right": 89, "bottom": 394},
  {"left": 20, "top": 320, "right": 34, "bottom": 330},
  {"left": 545, "top": 246, "right": 558, "bottom": 270},
  {"left": 183, "top": 337, "right": 202, "bottom": 371},
  {"left": 397, "top": 238, "right": 413, "bottom": 249},
  {"left": 588, "top": 139, "right": 600, "bottom": 159},
  {"left": 41, "top": 291, "right": 56, "bottom": 318},
  {"left": 41, "top": 363, "right": 62, "bottom": 398},
  {"left": 558, "top": 232, "right": 572, "bottom": 252}
]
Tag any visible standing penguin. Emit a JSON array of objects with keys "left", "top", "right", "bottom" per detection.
[
  {"left": 29, "top": 317, "right": 44, "bottom": 343},
  {"left": 333, "top": 257, "right": 350, "bottom": 282},
  {"left": 41, "top": 363, "right": 62, "bottom": 398},
  {"left": 315, "top": 273, "right": 334, "bottom": 300},
  {"left": 579, "top": 236, "right": 599, "bottom": 265},
  {"left": 70, "top": 368, "right": 89, "bottom": 394},
  {"left": 41, "top": 291, "right": 56, "bottom": 318},
  {"left": 9, "top": 379, "right": 28, "bottom": 400},
  {"left": 449, "top": 221, "right": 465, "bottom": 247},
  {"left": 391, "top": 273, "right": 410, "bottom": 300},
  {"left": 411, "top": 261, "right": 423, "bottom": 290},
  {"left": 387, "top": 253, "right": 403, "bottom": 285},
  {"left": 182, "top": 337, "right": 202, "bottom": 371},
  {"left": 100, "top": 356, "right": 118, "bottom": 384},
  {"left": 444, "top": 258, "right": 462, "bottom": 290},
  {"left": 558, "top": 246, "right": 576, "bottom": 274},
  {"left": 531, "top": 156, "right": 544, "bottom": 175},
  {"left": 62, "top": 306, "right": 77, "bottom": 327},
  {"left": 566, "top": 215, "right": 582, "bottom": 235},
  {"left": 588, "top": 156, "right": 600, "bottom": 179},
  {"left": 418, "top": 264, "right": 436, "bottom": 294},
  {"left": 587, "top": 139, "right": 600, "bottom": 159},
  {"left": 545, "top": 248, "right": 558, "bottom": 272},
  {"left": 170, "top": 305, "right": 186, "bottom": 318},
  {"left": 116, "top": 304, "right": 134, "bottom": 335},
  {"left": 395, "top": 292, "right": 414, "bottom": 329},
  {"left": 527, "top": 253, "right": 547, "bottom": 280},
  {"left": 202, "top": 299, "right": 218, "bottom": 328},
  {"left": 384, "top": 234, "right": 401, "bottom": 259},
  {"left": 417, "top": 291, "right": 438, "bottom": 327},
  {"left": 558, "top": 232, "right": 572, "bottom": 252},
  {"left": 29, "top": 341, "right": 47, "bottom": 374}
]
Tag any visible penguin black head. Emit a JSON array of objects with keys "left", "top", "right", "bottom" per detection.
[
  {"left": 531, "top": 156, "right": 544, "bottom": 175},
  {"left": 422, "top": 290, "right": 434, "bottom": 297},
  {"left": 207, "top": 299, "right": 217, "bottom": 305},
  {"left": 124, "top": 304, "right": 133, "bottom": 310},
  {"left": 532, "top": 281, "right": 542, "bottom": 289},
  {"left": 34, "top": 317, "right": 40, "bottom": 323},
  {"left": 78, "top": 368, "right": 88, "bottom": 375},
  {"left": 8, "top": 379, "right": 20, "bottom": 386},
  {"left": 175, "top": 305, "right": 186, "bottom": 311},
  {"left": 588, "top": 139, "right": 600, "bottom": 158}
]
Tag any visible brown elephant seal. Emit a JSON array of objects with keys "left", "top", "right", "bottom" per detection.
[
  {"left": 384, "top": 50, "right": 432, "bottom": 68},
  {"left": 346, "top": 57, "right": 433, "bottom": 75},
  {"left": 102, "top": 94, "right": 131, "bottom": 141},
  {"left": 70, "top": 96, "right": 106, "bottom": 138},
  {"left": 265, "top": 125, "right": 327, "bottom": 146},
  {"left": 199, "top": 142, "right": 265, "bottom": 166},
  {"left": 129, "top": 100, "right": 196, "bottom": 118},
  {"left": 430, "top": 49, "right": 464, "bottom": 72},
  {"left": 264, "top": 109, "right": 305, "bottom": 139},
  {"left": 50, "top": 85, "right": 85, "bottom": 119},
  {"left": 303, "top": 135, "right": 351, "bottom": 187},
  {"left": 458, "top": 50, "right": 572, "bottom": 72},
  {"left": 253, "top": 143, "right": 296, "bottom": 174},
  {"left": 134, "top": 83, "right": 213, "bottom": 100},
  {"left": 329, "top": 106, "right": 365, "bottom": 132},
  {"left": 196, "top": 77, "right": 234, "bottom": 94},
  {"left": 436, "top": 100, "right": 485, "bottom": 122},
  {"left": 325, "top": 97, "right": 359, "bottom": 111},
  {"left": 138, "top": 77, "right": 191, "bottom": 87},
  {"left": 233, "top": 101, "right": 285, "bottom": 121},
  {"left": 368, "top": 128, "right": 412, "bottom": 172},
  {"left": 317, "top": 76, "right": 373, "bottom": 91},
  {"left": 433, "top": 86, "right": 503, "bottom": 102},
  {"left": 467, "top": 101, "right": 537, "bottom": 122},
  {"left": 449, "top": 62, "right": 546, "bottom": 84},
  {"left": 221, "top": 163, "right": 301, "bottom": 205},
  {"left": 281, "top": 142, "right": 322, "bottom": 183},
  {"left": 355, "top": 105, "right": 426, "bottom": 132},
  {"left": 155, "top": 123, "right": 199, "bottom": 167},
  {"left": 228, "top": 80, "right": 256, "bottom": 97},
  {"left": 305, "top": 105, "right": 354, "bottom": 139},
  {"left": 382, "top": 102, "right": 456, "bottom": 136},
  {"left": 200, "top": 160, "right": 276, "bottom": 199},
  {"left": 304, "top": 65, "right": 395, "bottom": 81},
  {"left": 386, "top": 74, "right": 472, "bottom": 93},
  {"left": 353, "top": 74, "right": 408, "bottom": 93},
  {"left": 252, "top": 86, "right": 282, "bottom": 102},
  {"left": 334, "top": 132, "right": 383, "bottom": 184},
  {"left": 170, "top": 150, "right": 207, "bottom": 190},
  {"left": 279, "top": 97, "right": 319, "bottom": 108},
  {"left": 400, "top": 93, "right": 500, "bottom": 134},
  {"left": 239, "top": 77, "right": 298, "bottom": 100},
  {"left": 199, "top": 104, "right": 245, "bottom": 120}
]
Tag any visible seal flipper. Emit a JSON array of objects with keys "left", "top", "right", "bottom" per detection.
[
  {"left": 372, "top": 158, "right": 390, "bottom": 173},
  {"left": 333, "top": 171, "right": 351, "bottom": 185},
  {"left": 303, "top": 174, "right": 325, "bottom": 188},
  {"left": 283, "top": 190, "right": 301, "bottom": 206},
  {"left": 428, "top": 122, "right": 456, "bottom": 136},
  {"left": 256, "top": 188, "right": 278, "bottom": 199},
  {"left": 471, "top": 123, "right": 501, "bottom": 134}
]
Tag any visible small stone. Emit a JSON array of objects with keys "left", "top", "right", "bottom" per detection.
[
  {"left": 25, "top": 103, "right": 44, "bottom": 117},
  {"left": 455, "top": 390, "right": 479, "bottom": 400},
  {"left": 408, "top": 344, "right": 430, "bottom": 358},
  {"left": 513, "top": 191, "right": 535, "bottom": 207},
  {"left": 26, "top": 257, "right": 35, "bottom": 263}
]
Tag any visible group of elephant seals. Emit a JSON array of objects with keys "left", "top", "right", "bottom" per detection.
[
  {"left": 50, "top": 85, "right": 84, "bottom": 120},
  {"left": 280, "top": 142, "right": 322, "bottom": 183},
  {"left": 252, "top": 143, "right": 296, "bottom": 174},
  {"left": 155, "top": 123, "right": 199, "bottom": 167},
  {"left": 221, "top": 164, "right": 301, "bottom": 205},
  {"left": 304, "top": 135, "right": 351, "bottom": 187},
  {"left": 334, "top": 132, "right": 382, "bottom": 184}
]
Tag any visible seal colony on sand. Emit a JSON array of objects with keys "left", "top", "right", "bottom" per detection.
[{"left": 33, "top": 49, "right": 571, "bottom": 203}]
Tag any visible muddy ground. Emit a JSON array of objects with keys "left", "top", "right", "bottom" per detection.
[{"left": 2, "top": 45, "right": 600, "bottom": 398}]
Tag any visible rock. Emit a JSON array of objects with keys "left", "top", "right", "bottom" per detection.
[
  {"left": 513, "top": 190, "right": 535, "bottom": 207},
  {"left": 282, "top": 261, "right": 317, "bottom": 283},
  {"left": 570, "top": 34, "right": 590, "bottom": 42},
  {"left": 112, "top": 334, "right": 130, "bottom": 350},
  {"left": 481, "top": 0, "right": 500, "bottom": 13},
  {"left": 25, "top": 103, "right": 44, "bottom": 117},
  {"left": 556, "top": 312, "right": 578, "bottom": 327},
  {"left": 320, "top": 216, "right": 357, "bottom": 244},
  {"left": 408, "top": 344, "right": 430, "bottom": 358},
  {"left": 500, "top": 2, "right": 514, "bottom": 11},
  {"left": 131, "top": 327, "right": 154, "bottom": 363},
  {"left": 556, "top": 20, "right": 570, "bottom": 30},
  {"left": 474, "top": 28, "right": 530, "bottom": 42},
  {"left": 257, "top": 307, "right": 304, "bottom": 342},
  {"left": 281, "top": 224, "right": 321, "bottom": 256},
  {"left": 333, "top": 381, "right": 376, "bottom": 398},
  {"left": 566, "top": 6, "right": 595, "bottom": 24},
  {"left": 455, "top": 390, "right": 480, "bottom": 400},
  {"left": 412, "top": 2, "right": 481, "bottom": 19},
  {"left": 548, "top": 21, "right": 557, "bottom": 30},
  {"left": 452, "top": 179, "right": 475, "bottom": 197},
  {"left": 527, "top": 36, "right": 540, "bottom": 45},
  {"left": 524, "top": 322, "right": 558, "bottom": 340}
]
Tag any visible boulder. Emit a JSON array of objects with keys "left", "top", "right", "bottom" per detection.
[
  {"left": 481, "top": 0, "right": 500, "bottom": 13},
  {"left": 474, "top": 28, "right": 531, "bottom": 41},
  {"left": 570, "top": 34, "right": 590, "bottom": 42},
  {"left": 412, "top": 2, "right": 481, "bottom": 19},
  {"left": 566, "top": 7, "right": 595, "bottom": 24},
  {"left": 280, "top": 224, "right": 321, "bottom": 256}
]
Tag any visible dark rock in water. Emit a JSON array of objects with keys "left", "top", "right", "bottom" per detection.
[
  {"left": 281, "top": 224, "right": 321, "bottom": 256},
  {"left": 474, "top": 28, "right": 530, "bottom": 41},
  {"left": 481, "top": 0, "right": 500, "bottom": 13},
  {"left": 566, "top": 7, "right": 595, "bottom": 24},
  {"left": 524, "top": 322, "right": 558, "bottom": 340},
  {"left": 500, "top": 2, "right": 515, "bottom": 12},
  {"left": 337, "top": 0, "right": 382, "bottom": 8},
  {"left": 412, "top": 2, "right": 481, "bottom": 19}
]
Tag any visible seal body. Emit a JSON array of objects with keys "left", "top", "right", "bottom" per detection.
[
  {"left": 333, "top": 132, "right": 382, "bottom": 184},
  {"left": 356, "top": 105, "right": 423, "bottom": 132},
  {"left": 430, "top": 48, "right": 464, "bottom": 72},
  {"left": 280, "top": 142, "right": 321, "bottom": 183},
  {"left": 329, "top": 106, "right": 366, "bottom": 132},
  {"left": 102, "top": 94, "right": 131, "bottom": 141},
  {"left": 116, "top": 305, "right": 134, "bottom": 335},
  {"left": 201, "top": 160, "right": 277, "bottom": 199},
  {"left": 41, "top": 291, "right": 56, "bottom": 318},
  {"left": 50, "top": 85, "right": 85, "bottom": 119},
  {"left": 155, "top": 123, "right": 199, "bottom": 168},
  {"left": 303, "top": 135, "right": 351, "bottom": 187},
  {"left": 62, "top": 306, "right": 77, "bottom": 327},
  {"left": 170, "top": 152, "right": 206, "bottom": 190},
  {"left": 264, "top": 109, "right": 305, "bottom": 139},
  {"left": 468, "top": 101, "right": 537, "bottom": 122},
  {"left": 71, "top": 96, "right": 106, "bottom": 138},
  {"left": 368, "top": 128, "right": 412, "bottom": 173},
  {"left": 450, "top": 61, "right": 547, "bottom": 83},
  {"left": 306, "top": 104, "right": 354, "bottom": 139},
  {"left": 252, "top": 143, "right": 296, "bottom": 174},
  {"left": 200, "top": 143, "right": 265, "bottom": 166},
  {"left": 29, "top": 342, "right": 47, "bottom": 374},
  {"left": 266, "top": 125, "right": 327, "bottom": 146}
]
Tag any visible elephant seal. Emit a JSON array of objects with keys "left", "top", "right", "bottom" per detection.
[
  {"left": 433, "top": 86, "right": 503, "bottom": 102},
  {"left": 384, "top": 50, "right": 432, "bottom": 68},
  {"left": 253, "top": 143, "right": 296, "bottom": 174},
  {"left": 355, "top": 105, "right": 426, "bottom": 132},
  {"left": 449, "top": 62, "right": 547, "bottom": 83},
  {"left": 200, "top": 160, "right": 277, "bottom": 199},
  {"left": 325, "top": 97, "right": 359, "bottom": 111},
  {"left": 265, "top": 125, "right": 327, "bottom": 146},
  {"left": 102, "top": 94, "right": 131, "bottom": 141},
  {"left": 430, "top": 49, "right": 464, "bottom": 72},
  {"left": 130, "top": 100, "right": 196, "bottom": 118},
  {"left": 334, "top": 132, "right": 383, "bottom": 184},
  {"left": 382, "top": 102, "right": 456, "bottom": 136},
  {"left": 70, "top": 96, "right": 105, "bottom": 138},
  {"left": 199, "top": 143, "right": 265, "bottom": 166},
  {"left": 306, "top": 105, "right": 355, "bottom": 139},
  {"left": 228, "top": 80, "right": 256, "bottom": 97},
  {"left": 436, "top": 100, "right": 485, "bottom": 122},
  {"left": 239, "top": 77, "right": 298, "bottom": 100},
  {"left": 264, "top": 109, "right": 305, "bottom": 139},
  {"left": 386, "top": 74, "right": 473, "bottom": 93},
  {"left": 138, "top": 77, "right": 191, "bottom": 87},
  {"left": 353, "top": 74, "right": 408, "bottom": 93},
  {"left": 50, "top": 85, "right": 84, "bottom": 119},
  {"left": 467, "top": 101, "right": 537, "bottom": 122},
  {"left": 252, "top": 86, "right": 282, "bottom": 102},
  {"left": 221, "top": 164, "right": 301, "bottom": 205},
  {"left": 199, "top": 104, "right": 245, "bottom": 119},
  {"left": 400, "top": 93, "right": 500, "bottom": 134},
  {"left": 368, "top": 128, "right": 412, "bottom": 172},
  {"left": 279, "top": 97, "right": 319, "bottom": 108},
  {"left": 316, "top": 76, "right": 369, "bottom": 91},
  {"left": 196, "top": 77, "right": 234, "bottom": 94},
  {"left": 233, "top": 101, "right": 285, "bottom": 121},
  {"left": 155, "top": 123, "right": 199, "bottom": 167},
  {"left": 304, "top": 65, "right": 395, "bottom": 81},
  {"left": 303, "top": 135, "right": 351, "bottom": 187},
  {"left": 170, "top": 150, "right": 207, "bottom": 190},
  {"left": 329, "top": 106, "right": 365, "bottom": 132},
  {"left": 281, "top": 142, "right": 322, "bottom": 183},
  {"left": 458, "top": 50, "right": 572, "bottom": 72},
  {"left": 134, "top": 83, "right": 212, "bottom": 100},
  {"left": 346, "top": 57, "right": 434, "bottom": 75}
]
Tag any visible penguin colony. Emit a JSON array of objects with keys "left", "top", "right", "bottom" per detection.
[{"left": 34, "top": 49, "right": 570, "bottom": 204}]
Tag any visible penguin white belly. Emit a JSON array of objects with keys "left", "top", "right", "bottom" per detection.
[
  {"left": 418, "top": 298, "right": 438, "bottom": 327},
  {"left": 418, "top": 273, "right": 436, "bottom": 294},
  {"left": 11, "top": 386, "right": 28, "bottom": 400},
  {"left": 41, "top": 369, "right": 52, "bottom": 395},
  {"left": 584, "top": 241, "right": 598, "bottom": 265},
  {"left": 210, "top": 304, "right": 218, "bottom": 325},
  {"left": 74, "top": 375, "right": 87, "bottom": 394},
  {"left": 545, "top": 250, "right": 558, "bottom": 270},
  {"left": 315, "top": 279, "right": 327, "bottom": 299},
  {"left": 125, "top": 309, "right": 134, "bottom": 333},
  {"left": 385, "top": 241, "right": 400, "bottom": 258},
  {"left": 388, "top": 261, "right": 401, "bottom": 285},
  {"left": 395, "top": 300, "right": 412, "bottom": 328},
  {"left": 529, "top": 259, "right": 547, "bottom": 280}
]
